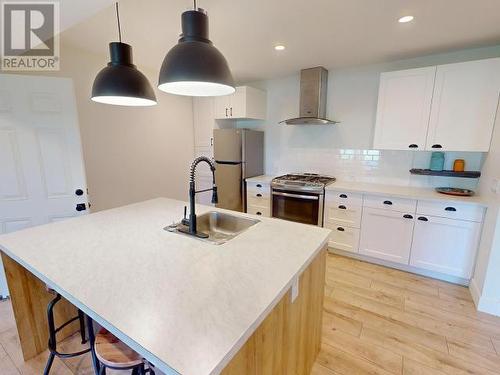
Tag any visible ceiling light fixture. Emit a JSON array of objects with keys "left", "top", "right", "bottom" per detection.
[
  {"left": 158, "top": 0, "right": 235, "bottom": 97},
  {"left": 91, "top": 3, "right": 157, "bottom": 106},
  {"left": 398, "top": 15, "right": 414, "bottom": 23},
  {"left": 274, "top": 45, "right": 286, "bottom": 51}
]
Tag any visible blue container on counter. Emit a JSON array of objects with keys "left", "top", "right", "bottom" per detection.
[{"left": 430, "top": 152, "right": 445, "bottom": 171}]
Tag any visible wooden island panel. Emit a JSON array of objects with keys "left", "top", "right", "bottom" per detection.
[
  {"left": 222, "top": 248, "right": 326, "bottom": 375},
  {"left": 1, "top": 253, "right": 81, "bottom": 361}
]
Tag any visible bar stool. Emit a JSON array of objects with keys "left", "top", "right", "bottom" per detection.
[
  {"left": 43, "top": 293, "right": 90, "bottom": 375},
  {"left": 86, "top": 318, "right": 155, "bottom": 374}
]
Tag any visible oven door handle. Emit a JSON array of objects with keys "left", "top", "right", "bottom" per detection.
[{"left": 272, "top": 191, "right": 320, "bottom": 200}]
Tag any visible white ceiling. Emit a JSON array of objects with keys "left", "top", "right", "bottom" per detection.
[{"left": 61, "top": 0, "right": 500, "bottom": 83}]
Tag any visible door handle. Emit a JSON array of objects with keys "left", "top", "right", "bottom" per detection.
[
  {"left": 256, "top": 184, "right": 262, "bottom": 188},
  {"left": 76, "top": 203, "right": 87, "bottom": 212},
  {"left": 256, "top": 193, "right": 262, "bottom": 197},
  {"left": 445, "top": 207, "right": 457, "bottom": 212},
  {"left": 418, "top": 216, "right": 428, "bottom": 221},
  {"left": 383, "top": 200, "right": 393, "bottom": 205},
  {"left": 403, "top": 214, "right": 413, "bottom": 219},
  {"left": 431, "top": 144, "right": 443, "bottom": 149},
  {"left": 256, "top": 212, "right": 262, "bottom": 216},
  {"left": 408, "top": 144, "right": 418, "bottom": 149},
  {"left": 225, "top": 108, "right": 228, "bottom": 117},
  {"left": 337, "top": 227, "right": 345, "bottom": 232},
  {"left": 339, "top": 194, "right": 347, "bottom": 198},
  {"left": 338, "top": 205, "right": 347, "bottom": 210},
  {"left": 230, "top": 107, "right": 233, "bottom": 117},
  {"left": 75, "top": 189, "right": 84, "bottom": 196}
]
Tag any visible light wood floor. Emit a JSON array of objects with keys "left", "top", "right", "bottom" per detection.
[{"left": 1, "top": 253, "right": 499, "bottom": 374}]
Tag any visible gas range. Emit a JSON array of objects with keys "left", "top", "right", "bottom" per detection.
[{"left": 271, "top": 173, "right": 336, "bottom": 193}]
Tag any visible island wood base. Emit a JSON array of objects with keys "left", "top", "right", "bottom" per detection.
[
  {"left": 222, "top": 247, "right": 326, "bottom": 375},
  {"left": 1, "top": 253, "right": 81, "bottom": 361}
]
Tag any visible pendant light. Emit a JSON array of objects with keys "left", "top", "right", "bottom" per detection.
[
  {"left": 91, "top": 3, "right": 157, "bottom": 106},
  {"left": 158, "top": 0, "right": 235, "bottom": 97}
]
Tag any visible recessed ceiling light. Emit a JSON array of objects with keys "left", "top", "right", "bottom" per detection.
[
  {"left": 398, "top": 15, "right": 414, "bottom": 23},
  {"left": 274, "top": 45, "right": 286, "bottom": 51}
]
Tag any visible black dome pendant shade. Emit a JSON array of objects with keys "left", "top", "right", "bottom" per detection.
[
  {"left": 158, "top": 5, "right": 235, "bottom": 97},
  {"left": 91, "top": 3, "right": 157, "bottom": 106}
]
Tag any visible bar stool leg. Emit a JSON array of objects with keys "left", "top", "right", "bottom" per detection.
[
  {"left": 78, "top": 309, "right": 87, "bottom": 344},
  {"left": 43, "top": 353, "right": 56, "bottom": 375},
  {"left": 85, "top": 315, "right": 101, "bottom": 375}
]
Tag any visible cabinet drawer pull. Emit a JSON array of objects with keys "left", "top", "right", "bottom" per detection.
[
  {"left": 431, "top": 144, "right": 443, "bottom": 149},
  {"left": 338, "top": 205, "right": 347, "bottom": 210},
  {"left": 408, "top": 144, "right": 418, "bottom": 149},
  {"left": 256, "top": 212, "right": 262, "bottom": 216},
  {"left": 256, "top": 184, "right": 262, "bottom": 188},
  {"left": 383, "top": 200, "right": 393, "bottom": 205},
  {"left": 230, "top": 107, "right": 233, "bottom": 117},
  {"left": 339, "top": 194, "right": 348, "bottom": 198},
  {"left": 445, "top": 207, "right": 457, "bottom": 212},
  {"left": 256, "top": 193, "right": 262, "bottom": 197},
  {"left": 403, "top": 214, "right": 413, "bottom": 219},
  {"left": 225, "top": 108, "right": 228, "bottom": 117},
  {"left": 418, "top": 216, "right": 428, "bottom": 221},
  {"left": 337, "top": 227, "right": 345, "bottom": 232}
]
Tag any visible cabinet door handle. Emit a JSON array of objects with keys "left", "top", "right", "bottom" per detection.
[
  {"left": 338, "top": 205, "right": 347, "bottom": 210},
  {"left": 256, "top": 212, "right": 262, "bottom": 216},
  {"left": 210, "top": 137, "right": 214, "bottom": 146},
  {"left": 408, "top": 144, "right": 418, "bottom": 149},
  {"left": 337, "top": 227, "right": 345, "bottom": 232},
  {"left": 230, "top": 107, "right": 233, "bottom": 117},
  {"left": 339, "top": 194, "right": 348, "bottom": 198},
  {"left": 75, "top": 189, "right": 84, "bottom": 196},
  {"left": 256, "top": 184, "right": 262, "bottom": 188},
  {"left": 76, "top": 203, "right": 87, "bottom": 212},
  {"left": 403, "top": 214, "right": 413, "bottom": 219},
  {"left": 431, "top": 144, "right": 443, "bottom": 149},
  {"left": 383, "top": 200, "right": 393, "bottom": 205},
  {"left": 445, "top": 207, "right": 457, "bottom": 212},
  {"left": 418, "top": 216, "right": 428, "bottom": 221},
  {"left": 225, "top": 108, "right": 228, "bottom": 117},
  {"left": 256, "top": 193, "right": 262, "bottom": 197}
]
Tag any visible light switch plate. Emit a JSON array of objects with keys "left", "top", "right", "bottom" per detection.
[{"left": 291, "top": 276, "right": 299, "bottom": 303}]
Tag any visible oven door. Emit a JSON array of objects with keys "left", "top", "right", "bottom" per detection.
[{"left": 272, "top": 190, "right": 323, "bottom": 226}]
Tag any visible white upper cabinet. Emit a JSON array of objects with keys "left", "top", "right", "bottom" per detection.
[
  {"left": 373, "top": 67, "right": 436, "bottom": 150},
  {"left": 215, "top": 86, "right": 267, "bottom": 120},
  {"left": 426, "top": 58, "right": 500, "bottom": 152},
  {"left": 193, "top": 97, "right": 215, "bottom": 149},
  {"left": 373, "top": 58, "right": 500, "bottom": 152}
]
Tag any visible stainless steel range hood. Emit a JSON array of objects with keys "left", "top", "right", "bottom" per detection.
[{"left": 280, "top": 67, "right": 339, "bottom": 125}]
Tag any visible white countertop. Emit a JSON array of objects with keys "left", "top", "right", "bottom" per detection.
[
  {"left": 245, "top": 175, "right": 274, "bottom": 184},
  {"left": 326, "top": 181, "right": 488, "bottom": 206},
  {"left": 0, "top": 198, "right": 329, "bottom": 375}
]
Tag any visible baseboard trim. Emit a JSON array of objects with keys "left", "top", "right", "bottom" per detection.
[
  {"left": 469, "top": 278, "right": 500, "bottom": 317},
  {"left": 328, "top": 247, "right": 470, "bottom": 286}
]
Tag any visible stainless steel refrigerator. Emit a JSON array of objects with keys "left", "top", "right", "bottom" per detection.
[{"left": 213, "top": 129, "right": 264, "bottom": 212}]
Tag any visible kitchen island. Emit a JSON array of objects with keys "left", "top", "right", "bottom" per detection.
[{"left": 0, "top": 198, "right": 329, "bottom": 375}]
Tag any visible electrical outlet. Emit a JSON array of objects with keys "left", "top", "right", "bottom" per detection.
[{"left": 492, "top": 179, "right": 500, "bottom": 194}]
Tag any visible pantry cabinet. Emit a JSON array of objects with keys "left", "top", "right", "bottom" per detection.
[
  {"left": 215, "top": 86, "right": 267, "bottom": 120},
  {"left": 373, "top": 57, "right": 500, "bottom": 152},
  {"left": 373, "top": 67, "right": 436, "bottom": 150},
  {"left": 359, "top": 207, "right": 415, "bottom": 264},
  {"left": 410, "top": 216, "right": 481, "bottom": 278}
]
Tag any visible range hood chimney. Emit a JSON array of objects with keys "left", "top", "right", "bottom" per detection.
[{"left": 280, "top": 67, "right": 339, "bottom": 125}]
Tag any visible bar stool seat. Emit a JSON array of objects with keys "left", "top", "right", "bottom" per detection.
[{"left": 95, "top": 329, "right": 143, "bottom": 369}]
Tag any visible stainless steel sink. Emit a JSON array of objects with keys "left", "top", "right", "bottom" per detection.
[{"left": 165, "top": 211, "right": 260, "bottom": 245}]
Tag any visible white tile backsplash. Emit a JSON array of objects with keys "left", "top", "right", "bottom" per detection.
[{"left": 270, "top": 148, "right": 483, "bottom": 190}]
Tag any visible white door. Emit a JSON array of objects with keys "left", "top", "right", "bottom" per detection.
[
  {"left": 359, "top": 207, "right": 415, "bottom": 264},
  {"left": 214, "top": 95, "right": 230, "bottom": 119},
  {"left": 426, "top": 58, "right": 500, "bottom": 152},
  {"left": 228, "top": 87, "right": 246, "bottom": 119},
  {"left": 373, "top": 67, "right": 436, "bottom": 150},
  {"left": 410, "top": 216, "right": 481, "bottom": 278},
  {"left": 0, "top": 74, "right": 89, "bottom": 298}
]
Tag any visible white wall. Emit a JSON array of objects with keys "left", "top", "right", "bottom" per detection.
[
  {"left": 470, "top": 102, "right": 500, "bottom": 315},
  {"left": 56, "top": 40, "right": 194, "bottom": 211},
  {"left": 239, "top": 45, "right": 500, "bottom": 189}
]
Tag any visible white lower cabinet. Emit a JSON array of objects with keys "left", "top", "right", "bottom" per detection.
[
  {"left": 359, "top": 207, "right": 415, "bottom": 265},
  {"left": 410, "top": 216, "right": 481, "bottom": 279},
  {"left": 326, "top": 221, "right": 360, "bottom": 253}
]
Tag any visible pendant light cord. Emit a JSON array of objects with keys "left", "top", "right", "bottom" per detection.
[
  {"left": 115, "top": 2, "right": 122, "bottom": 42},
  {"left": 193, "top": 0, "right": 197, "bottom": 10}
]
